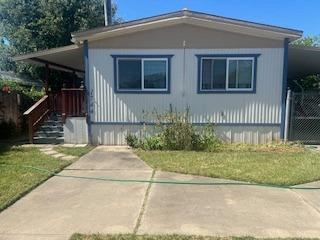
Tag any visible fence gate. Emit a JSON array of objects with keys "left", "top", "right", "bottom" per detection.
[{"left": 289, "top": 91, "right": 320, "bottom": 144}]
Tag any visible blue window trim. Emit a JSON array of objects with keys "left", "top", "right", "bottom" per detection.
[
  {"left": 280, "top": 38, "right": 289, "bottom": 139},
  {"left": 111, "top": 55, "right": 174, "bottom": 94},
  {"left": 196, "top": 54, "right": 261, "bottom": 94},
  {"left": 91, "top": 121, "right": 280, "bottom": 127}
]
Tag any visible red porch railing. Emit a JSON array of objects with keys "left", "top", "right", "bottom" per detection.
[
  {"left": 24, "top": 88, "right": 86, "bottom": 143},
  {"left": 24, "top": 95, "right": 50, "bottom": 143},
  {"left": 61, "top": 88, "right": 86, "bottom": 123},
  {"left": 48, "top": 92, "right": 62, "bottom": 114}
]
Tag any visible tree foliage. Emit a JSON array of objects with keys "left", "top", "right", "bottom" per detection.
[
  {"left": 288, "top": 75, "right": 320, "bottom": 92},
  {"left": 0, "top": 0, "right": 120, "bottom": 76},
  {"left": 290, "top": 35, "right": 320, "bottom": 91},
  {"left": 0, "top": 39, "right": 16, "bottom": 71},
  {"left": 292, "top": 35, "right": 320, "bottom": 47}
]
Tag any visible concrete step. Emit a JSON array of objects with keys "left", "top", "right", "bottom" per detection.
[
  {"left": 39, "top": 125, "right": 63, "bottom": 132},
  {"left": 43, "top": 120, "right": 63, "bottom": 126},
  {"left": 33, "top": 113, "right": 64, "bottom": 144},
  {"left": 35, "top": 131, "right": 64, "bottom": 138},
  {"left": 33, "top": 136, "right": 64, "bottom": 144},
  {"left": 51, "top": 117, "right": 62, "bottom": 122}
]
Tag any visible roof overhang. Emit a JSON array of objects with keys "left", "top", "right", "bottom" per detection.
[
  {"left": 13, "top": 44, "right": 84, "bottom": 73},
  {"left": 13, "top": 43, "right": 320, "bottom": 83},
  {"left": 72, "top": 10, "right": 303, "bottom": 43},
  {"left": 288, "top": 45, "right": 320, "bottom": 79}
]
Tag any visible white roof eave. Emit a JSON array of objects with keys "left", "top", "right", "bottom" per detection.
[
  {"left": 13, "top": 44, "right": 84, "bottom": 73},
  {"left": 72, "top": 15, "right": 302, "bottom": 43},
  {"left": 12, "top": 44, "right": 82, "bottom": 61}
]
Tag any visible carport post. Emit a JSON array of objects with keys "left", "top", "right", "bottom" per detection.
[
  {"left": 45, "top": 63, "right": 49, "bottom": 93},
  {"left": 284, "top": 89, "right": 292, "bottom": 141},
  {"left": 83, "top": 40, "right": 92, "bottom": 144}
]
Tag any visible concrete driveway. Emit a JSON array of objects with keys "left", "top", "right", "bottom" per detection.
[{"left": 0, "top": 146, "right": 320, "bottom": 239}]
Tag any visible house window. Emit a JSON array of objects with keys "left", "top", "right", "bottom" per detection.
[
  {"left": 118, "top": 59, "right": 142, "bottom": 89},
  {"left": 144, "top": 60, "right": 167, "bottom": 89},
  {"left": 112, "top": 55, "right": 173, "bottom": 93},
  {"left": 227, "top": 59, "right": 253, "bottom": 89},
  {"left": 202, "top": 59, "right": 227, "bottom": 90},
  {"left": 198, "top": 54, "right": 259, "bottom": 93}
]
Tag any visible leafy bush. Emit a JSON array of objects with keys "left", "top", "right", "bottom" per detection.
[
  {"left": 144, "top": 135, "right": 165, "bottom": 150},
  {"left": 0, "top": 79, "right": 44, "bottom": 102},
  {"left": 126, "top": 133, "right": 165, "bottom": 150},
  {"left": 288, "top": 74, "right": 320, "bottom": 91},
  {"left": 191, "top": 125, "right": 222, "bottom": 151},
  {"left": 125, "top": 133, "right": 140, "bottom": 149},
  {"left": 0, "top": 79, "right": 45, "bottom": 134},
  {"left": 156, "top": 108, "right": 195, "bottom": 150},
  {"left": 126, "top": 107, "right": 221, "bottom": 151}
]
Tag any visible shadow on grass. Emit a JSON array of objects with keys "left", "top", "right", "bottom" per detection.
[{"left": 0, "top": 143, "right": 13, "bottom": 155}]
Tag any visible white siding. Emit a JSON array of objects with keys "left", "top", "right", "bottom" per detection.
[
  {"left": 64, "top": 117, "right": 88, "bottom": 144},
  {"left": 88, "top": 47, "right": 283, "bottom": 144},
  {"left": 89, "top": 48, "right": 284, "bottom": 124},
  {"left": 91, "top": 124, "right": 280, "bottom": 145}
]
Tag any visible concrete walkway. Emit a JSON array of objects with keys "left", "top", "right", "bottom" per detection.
[
  {"left": 0, "top": 146, "right": 320, "bottom": 239},
  {"left": 0, "top": 146, "right": 153, "bottom": 240}
]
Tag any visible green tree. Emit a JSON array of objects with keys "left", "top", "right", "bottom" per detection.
[
  {"left": 0, "top": 0, "right": 120, "bottom": 75},
  {"left": 0, "top": 39, "right": 16, "bottom": 71},
  {"left": 288, "top": 75, "right": 320, "bottom": 92},
  {"left": 292, "top": 35, "right": 320, "bottom": 47},
  {"left": 290, "top": 35, "right": 320, "bottom": 91}
]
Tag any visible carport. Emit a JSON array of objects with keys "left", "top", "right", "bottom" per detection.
[
  {"left": 288, "top": 45, "right": 320, "bottom": 80},
  {"left": 287, "top": 45, "right": 320, "bottom": 144},
  {"left": 13, "top": 44, "right": 87, "bottom": 143},
  {"left": 13, "top": 44, "right": 84, "bottom": 72}
]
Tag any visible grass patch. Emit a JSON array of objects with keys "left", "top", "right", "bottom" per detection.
[
  {"left": 69, "top": 234, "right": 320, "bottom": 240},
  {"left": 0, "top": 144, "right": 73, "bottom": 212},
  {"left": 135, "top": 143, "right": 320, "bottom": 186},
  {"left": 54, "top": 145, "right": 95, "bottom": 157}
]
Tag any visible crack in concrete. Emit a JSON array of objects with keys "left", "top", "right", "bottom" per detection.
[
  {"left": 133, "top": 169, "right": 155, "bottom": 234},
  {"left": 290, "top": 189, "right": 320, "bottom": 216}
]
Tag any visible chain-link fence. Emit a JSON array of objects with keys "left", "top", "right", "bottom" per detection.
[{"left": 289, "top": 91, "right": 320, "bottom": 144}]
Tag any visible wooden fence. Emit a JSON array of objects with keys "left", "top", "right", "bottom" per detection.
[{"left": 0, "top": 92, "right": 21, "bottom": 127}]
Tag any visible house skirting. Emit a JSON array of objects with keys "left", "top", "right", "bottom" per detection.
[
  {"left": 64, "top": 117, "right": 88, "bottom": 144},
  {"left": 89, "top": 123, "right": 280, "bottom": 145}
]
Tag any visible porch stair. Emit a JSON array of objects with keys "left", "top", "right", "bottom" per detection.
[{"left": 33, "top": 114, "right": 64, "bottom": 144}]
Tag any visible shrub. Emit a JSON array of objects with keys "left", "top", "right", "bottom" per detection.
[
  {"left": 144, "top": 135, "right": 164, "bottom": 150},
  {"left": 192, "top": 125, "right": 222, "bottom": 151},
  {"left": 0, "top": 79, "right": 45, "bottom": 134},
  {"left": 126, "top": 107, "right": 221, "bottom": 151},
  {"left": 125, "top": 133, "right": 139, "bottom": 148},
  {"left": 0, "top": 79, "right": 44, "bottom": 102},
  {"left": 153, "top": 106, "right": 194, "bottom": 150}
]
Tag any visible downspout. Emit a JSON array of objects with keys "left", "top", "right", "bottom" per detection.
[
  {"left": 83, "top": 40, "right": 92, "bottom": 144},
  {"left": 280, "top": 38, "right": 289, "bottom": 140}
]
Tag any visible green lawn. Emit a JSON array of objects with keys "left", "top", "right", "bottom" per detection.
[
  {"left": 0, "top": 145, "right": 73, "bottom": 212},
  {"left": 54, "top": 145, "right": 95, "bottom": 157},
  {"left": 70, "top": 234, "right": 319, "bottom": 240},
  {"left": 135, "top": 145, "right": 320, "bottom": 186}
]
